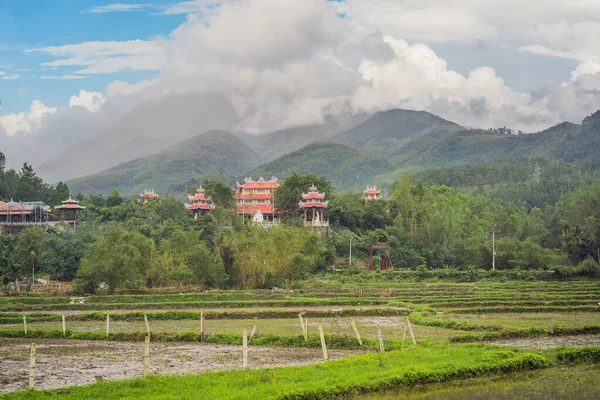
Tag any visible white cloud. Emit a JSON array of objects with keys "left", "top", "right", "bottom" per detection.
[
  {"left": 0, "top": 71, "right": 20, "bottom": 80},
  {"left": 27, "top": 40, "right": 166, "bottom": 74},
  {"left": 520, "top": 21, "right": 600, "bottom": 81},
  {"left": 40, "top": 75, "right": 91, "bottom": 80},
  {"left": 69, "top": 90, "right": 107, "bottom": 113},
  {"left": 0, "top": 100, "right": 57, "bottom": 137},
  {"left": 86, "top": 3, "right": 147, "bottom": 14}
]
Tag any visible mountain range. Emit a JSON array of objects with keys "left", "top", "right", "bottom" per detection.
[{"left": 46, "top": 95, "right": 599, "bottom": 198}]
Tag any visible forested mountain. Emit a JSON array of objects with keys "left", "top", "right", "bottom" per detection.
[
  {"left": 248, "top": 140, "right": 394, "bottom": 190},
  {"left": 67, "top": 130, "right": 259, "bottom": 197},
  {"left": 334, "top": 109, "right": 464, "bottom": 158}
]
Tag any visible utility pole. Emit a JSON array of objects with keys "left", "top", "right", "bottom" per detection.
[
  {"left": 349, "top": 237, "right": 352, "bottom": 267},
  {"left": 492, "top": 228, "right": 496, "bottom": 271}
]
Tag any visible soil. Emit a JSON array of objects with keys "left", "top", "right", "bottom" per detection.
[
  {"left": 0, "top": 338, "right": 367, "bottom": 394},
  {"left": 491, "top": 334, "right": 600, "bottom": 349}
]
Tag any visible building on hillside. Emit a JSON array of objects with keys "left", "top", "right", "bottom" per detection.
[
  {"left": 235, "top": 177, "right": 279, "bottom": 219},
  {"left": 298, "top": 185, "right": 329, "bottom": 226},
  {"left": 0, "top": 200, "right": 52, "bottom": 223},
  {"left": 139, "top": 190, "right": 159, "bottom": 205},
  {"left": 55, "top": 198, "right": 86, "bottom": 222},
  {"left": 364, "top": 185, "right": 381, "bottom": 201},
  {"left": 185, "top": 186, "right": 215, "bottom": 218}
]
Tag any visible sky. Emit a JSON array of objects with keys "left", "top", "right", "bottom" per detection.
[{"left": 1, "top": 0, "right": 600, "bottom": 168}]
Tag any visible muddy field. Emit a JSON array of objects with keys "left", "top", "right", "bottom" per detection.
[{"left": 0, "top": 338, "right": 367, "bottom": 394}]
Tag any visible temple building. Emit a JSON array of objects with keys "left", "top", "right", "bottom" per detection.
[
  {"left": 186, "top": 186, "right": 215, "bottom": 218},
  {"left": 364, "top": 185, "right": 381, "bottom": 201},
  {"left": 55, "top": 198, "right": 86, "bottom": 222},
  {"left": 235, "top": 177, "right": 279, "bottom": 219},
  {"left": 298, "top": 185, "right": 329, "bottom": 225},
  {"left": 0, "top": 200, "right": 52, "bottom": 223},
  {"left": 139, "top": 190, "right": 159, "bottom": 205}
]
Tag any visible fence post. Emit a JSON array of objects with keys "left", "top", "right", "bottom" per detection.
[
  {"left": 62, "top": 314, "right": 66, "bottom": 337},
  {"left": 23, "top": 312, "right": 27, "bottom": 335},
  {"left": 200, "top": 311, "right": 206, "bottom": 343},
  {"left": 143, "top": 335, "right": 150, "bottom": 376},
  {"left": 249, "top": 325, "right": 257, "bottom": 340},
  {"left": 298, "top": 313, "right": 305, "bottom": 340},
  {"left": 28, "top": 343, "right": 36, "bottom": 390},
  {"left": 304, "top": 318, "right": 308, "bottom": 341},
  {"left": 105, "top": 314, "right": 110, "bottom": 338},
  {"left": 144, "top": 313, "right": 151, "bottom": 337},
  {"left": 350, "top": 318, "right": 362, "bottom": 346},
  {"left": 242, "top": 329, "right": 248, "bottom": 369},
  {"left": 407, "top": 318, "right": 417, "bottom": 345},
  {"left": 377, "top": 325, "right": 384, "bottom": 353},
  {"left": 401, "top": 318, "right": 408, "bottom": 349},
  {"left": 318, "top": 326, "right": 328, "bottom": 361}
]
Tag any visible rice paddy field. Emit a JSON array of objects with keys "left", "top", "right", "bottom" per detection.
[{"left": 0, "top": 280, "right": 599, "bottom": 398}]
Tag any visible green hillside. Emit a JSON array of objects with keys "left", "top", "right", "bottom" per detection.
[
  {"left": 335, "top": 108, "right": 463, "bottom": 157},
  {"left": 68, "top": 130, "right": 260, "bottom": 197},
  {"left": 248, "top": 140, "right": 394, "bottom": 190}
]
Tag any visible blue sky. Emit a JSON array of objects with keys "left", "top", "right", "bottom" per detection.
[{"left": 0, "top": 1, "right": 187, "bottom": 114}]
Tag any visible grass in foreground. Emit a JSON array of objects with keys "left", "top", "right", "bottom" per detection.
[{"left": 0, "top": 343, "right": 548, "bottom": 400}]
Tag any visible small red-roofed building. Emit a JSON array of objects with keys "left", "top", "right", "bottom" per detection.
[
  {"left": 0, "top": 200, "right": 51, "bottom": 223},
  {"left": 55, "top": 198, "right": 86, "bottom": 222},
  {"left": 298, "top": 185, "right": 329, "bottom": 225},
  {"left": 235, "top": 177, "right": 279, "bottom": 219},
  {"left": 139, "top": 190, "right": 159, "bottom": 205},
  {"left": 364, "top": 185, "right": 381, "bottom": 201},
  {"left": 186, "top": 186, "right": 215, "bottom": 218}
]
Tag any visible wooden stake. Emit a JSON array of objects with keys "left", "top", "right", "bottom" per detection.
[
  {"left": 318, "top": 326, "right": 328, "bottom": 361},
  {"left": 298, "top": 313, "right": 306, "bottom": 340},
  {"left": 249, "top": 325, "right": 257, "bottom": 339},
  {"left": 304, "top": 318, "right": 308, "bottom": 341},
  {"left": 23, "top": 312, "right": 27, "bottom": 335},
  {"left": 401, "top": 319, "right": 408, "bottom": 350},
  {"left": 61, "top": 314, "right": 66, "bottom": 337},
  {"left": 242, "top": 329, "right": 248, "bottom": 369},
  {"left": 350, "top": 318, "right": 362, "bottom": 346},
  {"left": 200, "top": 311, "right": 205, "bottom": 343},
  {"left": 105, "top": 314, "right": 110, "bottom": 337},
  {"left": 28, "top": 343, "right": 36, "bottom": 390},
  {"left": 143, "top": 335, "right": 150, "bottom": 376},
  {"left": 144, "top": 314, "right": 151, "bottom": 337},
  {"left": 407, "top": 318, "right": 416, "bottom": 345},
  {"left": 377, "top": 325, "right": 384, "bottom": 353}
]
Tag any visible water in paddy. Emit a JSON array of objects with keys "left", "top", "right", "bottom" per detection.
[{"left": 351, "top": 365, "right": 600, "bottom": 399}]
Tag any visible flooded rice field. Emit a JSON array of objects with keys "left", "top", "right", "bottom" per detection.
[{"left": 352, "top": 364, "right": 600, "bottom": 400}]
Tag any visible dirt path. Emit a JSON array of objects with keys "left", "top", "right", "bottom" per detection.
[
  {"left": 491, "top": 334, "right": 600, "bottom": 349},
  {"left": 0, "top": 338, "right": 367, "bottom": 394}
]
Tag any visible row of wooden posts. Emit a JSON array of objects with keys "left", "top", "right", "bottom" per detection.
[{"left": 23, "top": 311, "right": 417, "bottom": 390}]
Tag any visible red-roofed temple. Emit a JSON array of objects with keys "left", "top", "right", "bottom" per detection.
[
  {"left": 298, "top": 185, "right": 328, "bottom": 224},
  {"left": 55, "top": 198, "right": 86, "bottom": 222},
  {"left": 186, "top": 186, "right": 215, "bottom": 218},
  {"left": 235, "top": 177, "right": 279, "bottom": 219},
  {"left": 139, "top": 190, "right": 159, "bottom": 205},
  {"left": 364, "top": 185, "right": 381, "bottom": 201}
]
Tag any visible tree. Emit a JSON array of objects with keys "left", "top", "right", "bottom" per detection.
[
  {"left": 13, "top": 227, "right": 44, "bottom": 280},
  {"left": 75, "top": 227, "right": 155, "bottom": 293},
  {"left": 106, "top": 188, "right": 124, "bottom": 207},
  {"left": 49, "top": 182, "right": 71, "bottom": 206},
  {"left": 275, "top": 174, "right": 333, "bottom": 218},
  {"left": 203, "top": 180, "right": 235, "bottom": 209}
]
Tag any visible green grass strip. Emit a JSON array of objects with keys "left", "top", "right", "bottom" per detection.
[{"left": 0, "top": 343, "right": 548, "bottom": 400}]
